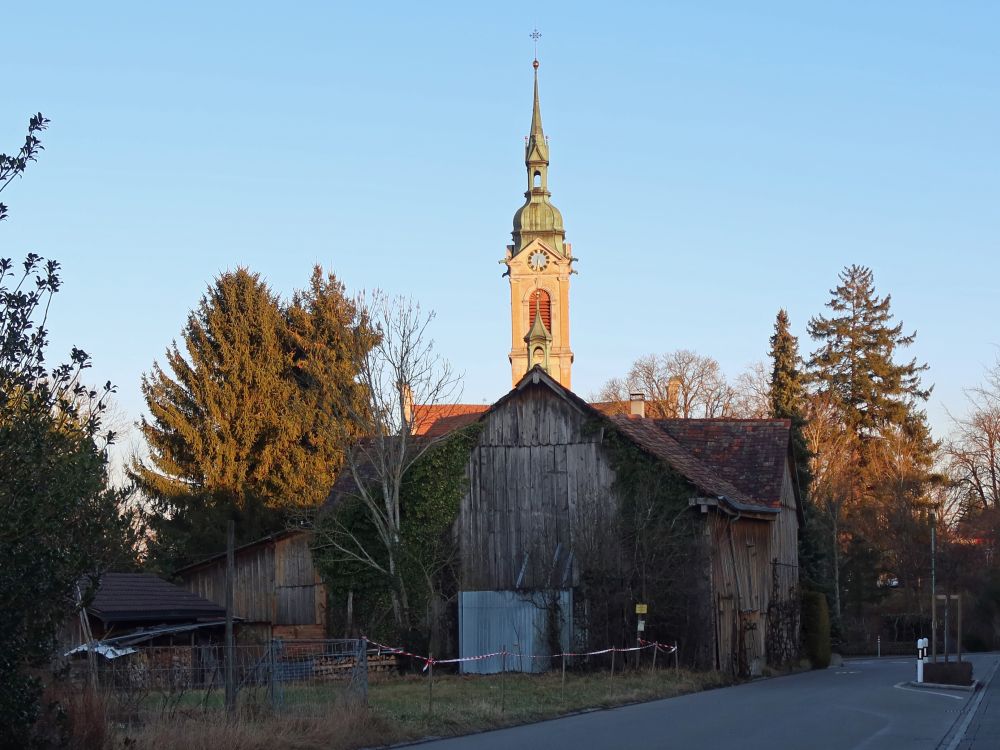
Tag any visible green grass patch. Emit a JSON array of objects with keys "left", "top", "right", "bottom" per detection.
[{"left": 369, "top": 667, "right": 734, "bottom": 738}]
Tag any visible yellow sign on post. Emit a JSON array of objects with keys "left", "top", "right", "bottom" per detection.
[{"left": 635, "top": 603, "right": 648, "bottom": 615}]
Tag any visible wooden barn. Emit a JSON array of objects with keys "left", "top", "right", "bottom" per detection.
[
  {"left": 416, "top": 367, "right": 803, "bottom": 676},
  {"left": 175, "top": 530, "right": 327, "bottom": 643}
]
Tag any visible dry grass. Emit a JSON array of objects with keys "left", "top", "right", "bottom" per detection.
[
  {"left": 108, "top": 706, "right": 395, "bottom": 750},
  {"left": 104, "top": 667, "right": 733, "bottom": 750}
]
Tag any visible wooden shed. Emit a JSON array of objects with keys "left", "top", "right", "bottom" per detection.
[
  {"left": 64, "top": 572, "right": 226, "bottom": 647},
  {"left": 417, "top": 367, "right": 803, "bottom": 675},
  {"left": 175, "top": 530, "right": 327, "bottom": 643}
]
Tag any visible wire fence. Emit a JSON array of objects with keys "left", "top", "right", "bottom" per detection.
[
  {"left": 76, "top": 635, "right": 681, "bottom": 723},
  {"left": 81, "top": 639, "right": 369, "bottom": 719}
]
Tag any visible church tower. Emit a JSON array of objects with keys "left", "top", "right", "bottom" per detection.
[{"left": 503, "top": 57, "right": 575, "bottom": 389}]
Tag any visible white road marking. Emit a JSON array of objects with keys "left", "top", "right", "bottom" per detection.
[{"left": 893, "top": 681, "right": 965, "bottom": 700}]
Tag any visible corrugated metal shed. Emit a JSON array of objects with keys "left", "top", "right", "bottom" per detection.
[{"left": 458, "top": 590, "right": 572, "bottom": 674}]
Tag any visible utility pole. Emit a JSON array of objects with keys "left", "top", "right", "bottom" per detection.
[{"left": 930, "top": 510, "right": 937, "bottom": 662}]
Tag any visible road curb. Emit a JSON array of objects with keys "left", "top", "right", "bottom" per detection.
[
  {"left": 938, "top": 656, "right": 1000, "bottom": 750},
  {"left": 905, "top": 680, "right": 979, "bottom": 693}
]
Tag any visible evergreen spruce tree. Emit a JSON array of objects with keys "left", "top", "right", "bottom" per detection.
[
  {"left": 280, "top": 266, "right": 370, "bottom": 505},
  {"left": 768, "top": 309, "right": 824, "bottom": 590},
  {"left": 133, "top": 267, "right": 366, "bottom": 569},
  {"left": 807, "top": 265, "right": 931, "bottom": 438},
  {"left": 770, "top": 309, "right": 811, "bottom": 491},
  {"left": 806, "top": 264, "right": 936, "bottom": 626}
]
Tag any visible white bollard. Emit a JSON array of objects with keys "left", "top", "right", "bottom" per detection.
[{"left": 916, "top": 638, "right": 928, "bottom": 683}]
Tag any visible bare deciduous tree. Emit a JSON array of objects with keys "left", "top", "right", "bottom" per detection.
[
  {"left": 596, "top": 350, "right": 767, "bottom": 419},
  {"left": 311, "top": 291, "right": 461, "bottom": 631},
  {"left": 946, "top": 358, "right": 1000, "bottom": 515},
  {"left": 804, "top": 392, "right": 859, "bottom": 620},
  {"left": 732, "top": 361, "right": 772, "bottom": 420}
]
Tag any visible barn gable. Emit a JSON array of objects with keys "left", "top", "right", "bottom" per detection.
[{"left": 460, "top": 373, "right": 616, "bottom": 591}]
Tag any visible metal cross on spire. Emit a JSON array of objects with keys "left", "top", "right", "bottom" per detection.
[{"left": 531, "top": 29, "right": 541, "bottom": 62}]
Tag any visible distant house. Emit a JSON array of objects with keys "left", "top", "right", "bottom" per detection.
[
  {"left": 409, "top": 367, "right": 803, "bottom": 676},
  {"left": 175, "top": 529, "right": 327, "bottom": 643},
  {"left": 65, "top": 572, "right": 226, "bottom": 648}
]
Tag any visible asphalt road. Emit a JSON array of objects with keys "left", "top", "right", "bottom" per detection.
[{"left": 418, "top": 653, "right": 1000, "bottom": 750}]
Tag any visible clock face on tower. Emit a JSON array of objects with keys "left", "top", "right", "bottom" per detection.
[{"left": 528, "top": 251, "right": 548, "bottom": 271}]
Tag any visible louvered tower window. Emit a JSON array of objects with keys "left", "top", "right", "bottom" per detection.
[{"left": 528, "top": 289, "right": 551, "bottom": 331}]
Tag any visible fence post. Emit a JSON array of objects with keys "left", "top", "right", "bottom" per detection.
[
  {"left": 268, "top": 639, "right": 276, "bottom": 712},
  {"left": 427, "top": 652, "right": 434, "bottom": 718},
  {"left": 609, "top": 648, "right": 616, "bottom": 699},
  {"left": 652, "top": 642, "right": 658, "bottom": 672},
  {"left": 674, "top": 641, "right": 679, "bottom": 674},
  {"left": 500, "top": 646, "right": 507, "bottom": 715},
  {"left": 224, "top": 520, "right": 236, "bottom": 716},
  {"left": 357, "top": 638, "right": 369, "bottom": 704},
  {"left": 561, "top": 652, "right": 567, "bottom": 703}
]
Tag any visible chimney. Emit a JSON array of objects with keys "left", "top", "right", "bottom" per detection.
[
  {"left": 667, "top": 377, "right": 681, "bottom": 418},
  {"left": 629, "top": 392, "right": 646, "bottom": 418},
  {"left": 400, "top": 383, "right": 414, "bottom": 430}
]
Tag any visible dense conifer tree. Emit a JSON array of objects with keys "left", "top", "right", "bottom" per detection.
[
  {"left": 133, "top": 267, "right": 365, "bottom": 569},
  {"left": 768, "top": 309, "right": 825, "bottom": 591},
  {"left": 807, "top": 265, "right": 931, "bottom": 438},
  {"left": 281, "top": 267, "right": 370, "bottom": 503},
  {"left": 806, "top": 265, "right": 936, "bottom": 626},
  {"left": 769, "top": 308, "right": 811, "bottom": 491}
]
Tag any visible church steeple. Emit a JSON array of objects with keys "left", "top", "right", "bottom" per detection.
[
  {"left": 503, "top": 48, "right": 576, "bottom": 391},
  {"left": 527, "top": 60, "right": 548, "bottom": 179},
  {"left": 511, "top": 58, "right": 566, "bottom": 257}
]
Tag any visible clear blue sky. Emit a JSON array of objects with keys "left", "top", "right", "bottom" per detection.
[{"left": 3, "top": 1, "right": 998, "bottom": 462}]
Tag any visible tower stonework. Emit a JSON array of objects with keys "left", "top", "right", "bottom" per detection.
[{"left": 504, "top": 59, "right": 575, "bottom": 389}]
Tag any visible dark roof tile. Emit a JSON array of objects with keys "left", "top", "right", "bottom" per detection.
[{"left": 88, "top": 573, "right": 225, "bottom": 624}]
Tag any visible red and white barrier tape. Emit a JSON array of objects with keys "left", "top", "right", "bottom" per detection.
[
  {"left": 362, "top": 634, "right": 678, "bottom": 669},
  {"left": 639, "top": 638, "right": 679, "bottom": 655}
]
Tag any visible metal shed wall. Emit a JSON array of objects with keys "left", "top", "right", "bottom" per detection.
[{"left": 458, "top": 590, "right": 572, "bottom": 674}]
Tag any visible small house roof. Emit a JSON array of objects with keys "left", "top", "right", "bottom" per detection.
[{"left": 87, "top": 573, "right": 225, "bottom": 624}]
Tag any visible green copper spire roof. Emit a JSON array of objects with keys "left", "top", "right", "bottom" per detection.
[
  {"left": 511, "top": 58, "right": 566, "bottom": 256},
  {"left": 525, "top": 306, "right": 552, "bottom": 343},
  {"left": 528, "top": 61, "right": 547, "bottom": 160}
]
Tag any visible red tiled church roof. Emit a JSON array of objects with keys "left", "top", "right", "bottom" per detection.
[{"left": 412, "top": 403, "right": 489, "bottom": 437}]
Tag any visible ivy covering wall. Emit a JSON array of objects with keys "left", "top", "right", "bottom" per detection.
[
  {"left": 583, "top": 424, "right": 713, "bottom": 666},
  {"left": 316, "top": 423, "right": 481, "bottom": 645}
]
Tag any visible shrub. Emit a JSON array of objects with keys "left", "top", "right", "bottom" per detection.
[{"left": 801, "top": 591, "right": 831, "bottom": 669}]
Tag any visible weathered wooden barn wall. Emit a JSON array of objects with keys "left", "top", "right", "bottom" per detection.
[
  {"left": 454, "top": 376, "right": 800, "bottom": 674},
  {"left": 459, "top": 382, "right": 617, "bottom": 591},
  {"left": 178, "top": 531, "right": 327, "bottom": 641},
  {"left": 770, "top": 462, "right": 800, "bottom": 600},
  {"left": 710, "top": 515, "right": 770, "bottom": 672},
  {"left": 709, "top": 459, "right": 799, "bottom": 674},
  {"left": 274, "top": 533, "right": 326, "bottom": 629},
  {"left": 182, "top": 542, "right": 275, "bottom": 622}
]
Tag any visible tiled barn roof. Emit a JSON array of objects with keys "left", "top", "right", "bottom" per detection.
[{"left": 348, "top": 368, "right": 792, "bottom": 515}]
